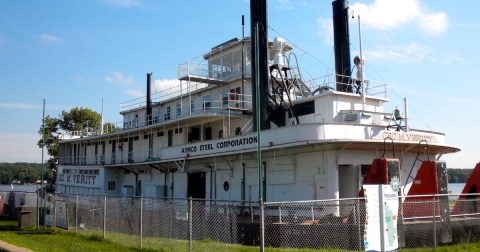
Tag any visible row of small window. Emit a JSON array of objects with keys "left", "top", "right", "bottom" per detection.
[
  {"left": 62, "top": 169, "right": 100, "bottom": 175},
  {"left": 126, "top": 98, "right": 207, "bottom": 125}
]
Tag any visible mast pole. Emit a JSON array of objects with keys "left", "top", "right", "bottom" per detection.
[
  {"left": 358, "top": 14, "right": 366, "bottom": 110},
  {"left": 255, "top": 22, "right": 265, "bottom": 252},
  {"left": 41, "top": 98, "right": 45, "bottom": 229},
  {"left": 241, "top": 15, "right": 245, "bottom": 109}
]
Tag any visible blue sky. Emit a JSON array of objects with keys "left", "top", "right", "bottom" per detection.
[{"left": 0, "top": 0, "right": 478, "bottom": 168}]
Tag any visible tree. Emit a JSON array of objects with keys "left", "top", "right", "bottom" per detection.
[
  {"left": 60, "top": 107, "right": 101, "bottom": 132},
  {"left": 103, "top": 122, "right": 117, "bottom": 134},
  {"left": 38, "top": 107, "right": 102, "bottom": 184}
]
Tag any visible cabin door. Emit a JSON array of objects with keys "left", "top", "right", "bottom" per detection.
[
  {"left": 338, "top": 165, "right": 360, "bottom": 198},
  {"left": 188, "top": 172, "right": 206, "bottom": 199},
  {"left": 338, "top": 165, "right": 359, "bottom": 216}
]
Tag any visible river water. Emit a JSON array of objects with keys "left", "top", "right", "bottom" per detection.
[{"left": 0, "top": 184, "right": 40, "bottom": 192}]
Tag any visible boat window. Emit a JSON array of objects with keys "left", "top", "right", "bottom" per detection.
[
  {"left": 235, "top": 127, "right": 242, "bottom": 135},
  {"left": 168, "top": 130, "right": 173, "bottom": 147},
  {"left": 289, "top": 100, "right": 315, "bottom": 118},
  {"left": 203, "top": 95, "right": 211, "bottom": 110},
  {"left": 222, "top": 89, "right": 228, "bottom": 105},
  {"left": 219, "top": 130, "right": 224, "bottom": 138},
  {"left": 176, "top": 103, "right": 182, "bottom": 117},
  {"left": 152, "top": 108, "right": 159, "bottom": 123},
  {"left": 235, "top": 87, "right": 242, "bottom": 100},
  {"left": 164, "top": 106, "right": 171, "bottom": 120}
]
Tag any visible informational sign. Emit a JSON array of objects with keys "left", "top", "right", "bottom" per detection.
[
  {"left": 45, "top": 194, "right": 55, "bottom": 227},
  {"left": 363, "top": 185, "right": 399, "bottom": 252},
  {"left": 55, "top": 201, "right": 68, "bottom": 230}
]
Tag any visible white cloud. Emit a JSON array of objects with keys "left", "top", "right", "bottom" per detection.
[
  {"left": 153, "top": 79, "right": 179, "bottom": 93},
  {"left": 153, "top": 79, "right": 182, "bottom": 101},
  {"left": 350, "top": 0, "right": 447, "bottom": 36},
  {"left": 152, "top": 79, "right": 210, "bottom": 101},
  {"left": 39, "top": 33, "right": 63, "bottom": 43},
  {"left": 418, "top": 12, "right": 447, "bottom": 36},
  {"left": 318, "top": 18, "right": 334, "bottom": 45},
  {"left": 102, "top": 0, "right": 143, "bottom": 8},
  {"left": 365, "top": 43, "right": 463, "bottom": 64},
  {"left": 365, "top": 43, "right": 432, "bottom": 64},
  {"left": 0, "top": 132, "right": 43, "bottom": 163},
  {"left": 437, "top": 50, "right": 463, "bottom": 64},
  {"left": 104, "top": 71, "right": 135, "bottom": 85},
  {"left": 126, "top": 89, "right": 143, "bottom": 98},
  {"left": 273, "top": 0, "right": 294, "bottom": 10}
]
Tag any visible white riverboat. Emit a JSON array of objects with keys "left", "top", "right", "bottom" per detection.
[{"left": 55, "top": 0, "right": 460, "bottom": 208}]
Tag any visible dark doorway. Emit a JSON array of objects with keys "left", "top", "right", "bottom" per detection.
[
  {"left": 205, "top": 127, "right": 212, "bottom": 140},
  {"left": 188, "top": 172, "right": 206, "bottom": 199}
]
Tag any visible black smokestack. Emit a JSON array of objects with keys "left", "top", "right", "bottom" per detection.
[
  {"left": 146, "top": 73, "right": 152, "bottom": 125},
  {"left": 332, "top": 0, "right": 352, "bottom": 92},
  {"left": 250, "top": 0, "right": 270, "bottom": 131}
]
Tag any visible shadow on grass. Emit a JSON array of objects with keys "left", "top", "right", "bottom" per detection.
[
  {"left": 16, "top": 230, "right": 55, "bottom": 235},
  {"left": 0, "top": 216, "right": 54, "bottom": 235}
]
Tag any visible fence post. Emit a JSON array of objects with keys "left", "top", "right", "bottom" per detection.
[
  {"left": 75, "top": 195, "right": 78, "bottom": 233},
  {"left": 103, "top": 194, "right": 107, "bottom": 239},
  {"left": 140, "top": 197, "right": 143, "bottom": 248},
  {"left": 433, "top": 194, "right": 436, "bottom": 248},
  {"left": 357, "top": 197, "right": 361, "bottom": 252},
  {"left": 53, "top": 194, "right": 56, "bottom": 229},
  {"left": 260, "top": 200, "right": 265, "bottom": 252},
  {"left": 36, "top": 191, "right": 40, "bottom": 230},
  {"left": 189, "top": 197, "right": 193, "bottom": 252}
]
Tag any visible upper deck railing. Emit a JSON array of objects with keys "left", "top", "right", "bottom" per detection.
[
  {"left": 177, "top": 61, "right": 248, "bottom": 84},
  {"left": 61, "top": 93, "right": 253, "bottom": 139},
  {"left": 64, "top": 71, "right": 386, "bottom": 140},
  {"left": 119, "top": 81, "right": 210, "bottom": 113}
]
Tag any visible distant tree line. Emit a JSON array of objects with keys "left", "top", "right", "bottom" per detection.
[
  {"left": 448, "top": 168, "right": 472, "bottom": 183},
  {"left": 0, "top": 163, "right": 54, "bottom": 184}
]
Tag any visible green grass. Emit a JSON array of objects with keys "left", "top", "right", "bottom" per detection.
[
  {"left": 0, "top": 216, "right": 152, "bottom": 252},
  {"left": 1, "top": 216, "right": 480, "bottom": 251}
]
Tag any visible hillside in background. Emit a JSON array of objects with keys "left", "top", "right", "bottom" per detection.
[
  {"left": 448, "top": 168, "right": 472, "bottom": 183},
  {"left": 0, "top": 163, "right": 53, "bottom": 184}
]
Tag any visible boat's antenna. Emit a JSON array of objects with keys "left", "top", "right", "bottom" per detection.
[
  {"left": 241, "top": 14, "right": 245, "bottom": 109},
  {"left": 357, "top": 14, "right": 366, "bottom": 110}
]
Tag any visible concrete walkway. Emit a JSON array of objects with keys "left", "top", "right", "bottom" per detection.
[{"left": 0, "top": 240, "right": 32, "bottom": 252}]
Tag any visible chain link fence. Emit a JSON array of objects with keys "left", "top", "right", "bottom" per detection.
[
  {"left": 3, "top": 191, "right": 480, "bottom": 251},
  {"left": 401, "top": 193, "right": 480, "bottom": 248},
  {"left": 1, "top": 190, "right": 40, "bottom": 228},
  {"left": 264, "top": 198, "right": 364, "bottom": 250}
]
